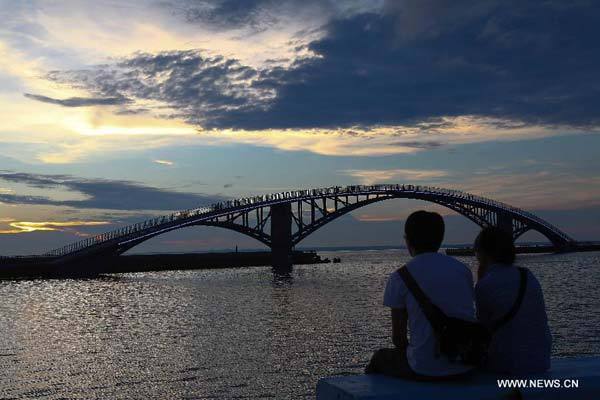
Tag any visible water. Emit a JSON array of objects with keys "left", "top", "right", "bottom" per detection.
[{"left": 1, "top": 250, "right": 599, "bottom": 399}]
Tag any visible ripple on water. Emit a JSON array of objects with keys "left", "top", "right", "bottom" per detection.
[{"left": 0, "top": 250, "right": 599, "bottom": 398}]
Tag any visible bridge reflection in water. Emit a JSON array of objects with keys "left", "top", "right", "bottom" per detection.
[{"left": 43, "top": 184, "right": 575, "bottom": 272}]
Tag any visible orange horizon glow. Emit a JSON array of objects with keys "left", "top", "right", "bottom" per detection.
[{"left": 0, "top": 220, "right": 111, "bottom": 234}]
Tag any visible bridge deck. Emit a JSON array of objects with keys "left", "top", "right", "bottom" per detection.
[
  {"left": 316, "top": 356, "right": 600, "bottom": 399},
  {"left": 38, "top": 184, "right": 575, "bottom": 264}
]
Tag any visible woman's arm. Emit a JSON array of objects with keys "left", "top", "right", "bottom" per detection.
[{"left": 475, "top": 283, "right": 492, "bottom": 323}]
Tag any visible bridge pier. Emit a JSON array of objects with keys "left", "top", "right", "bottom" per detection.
[{"left": 271, "top": 203, "right": 293, "bottom": 273}]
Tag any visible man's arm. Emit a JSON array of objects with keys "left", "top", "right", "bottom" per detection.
[{"left": 391, "top": 307, "right": 408, "bottom": 349}]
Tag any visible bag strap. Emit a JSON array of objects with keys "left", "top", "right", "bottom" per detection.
[
  {"left": 397, "top": 265, "right": 448, "bottom": 332},
  {"left": 490, "top": 267, "right": 528, "bottom": 332}
]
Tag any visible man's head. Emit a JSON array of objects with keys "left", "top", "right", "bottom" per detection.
[
  {"left": 474, "top": 226, "right": 516, "bottom": 269},
  {"left": 404, "top": 210, "right": 445, "bottom": 256}
]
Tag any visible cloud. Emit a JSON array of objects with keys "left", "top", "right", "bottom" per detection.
[
  {"left": 458, "top": 170, "right": 600, "bottom": 211},
  {"left": 2, "top": 0, "right": 599, "bottom": 165},
  {"left": 169, "top": 0, "right": 289, "bottom": 31},
  {"left": 340, "top": 164, "right": 600, "bottom": 213},
  {"left": 153, "top": 159, "right": 174, "bottom": 166},
  {"left": 0, "top": 220, "right": 110, "bottom": 234},
  {"left": 167, "top": 0, "right": 373, "bottom": 32},
  {"left": 0, "top": 172, "right": 223, "bottom": 211},
  {"left": 44, "top": 50, "right": 271, "bottom": 126},
  {"left": 391, "top": 141, "right": 445, "bottom": 150},
  {"left": 42, "top": 1, "right": 600, "bottom": 132},
  {"left": 354, "top": 214, "right": 404, "bottom": 222},
  {"left": 24, "top": 93, "right": 129, "bottom": 107},
  {"left": 383, "top": 0, "right": 498, "bottom": 42},
  {"left": 342, "top": 168, "right": 449, "bottom": 185},
  {"left": 238, "top": 1, "right": 600, "bottom": 130}
]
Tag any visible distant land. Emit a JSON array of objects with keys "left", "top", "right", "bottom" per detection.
[{"left": 128, "top": 241, "right": 571, "bottom": 254}]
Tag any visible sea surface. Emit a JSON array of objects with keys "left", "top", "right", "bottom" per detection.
[{"left": 1, "top": 250, "right": 599, "bottom": 399}]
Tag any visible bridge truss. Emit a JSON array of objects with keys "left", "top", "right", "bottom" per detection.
[{"left": 44, "top": 184, "right": 575, "bottom": 267}]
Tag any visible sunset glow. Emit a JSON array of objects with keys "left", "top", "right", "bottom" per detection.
[
  {"left": 0, "top": 220, "right": 110, "bottom": 234},
  {"left": 1, "top": 0, "right": 599, "bottom": 255}
]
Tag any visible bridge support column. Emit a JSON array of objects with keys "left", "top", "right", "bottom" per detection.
[
  {"left": 497, "top": 212, "right": 514, "bottom": 238},
  {"left": 271, "top": 203, "right": 293, "bottom": 273}
]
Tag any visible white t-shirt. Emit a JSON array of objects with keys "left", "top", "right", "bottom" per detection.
[{"left": 383, "top": 252, "right": 475, "bottom": 376}]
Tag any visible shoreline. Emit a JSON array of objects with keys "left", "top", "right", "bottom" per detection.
[
  {"left": 446, "top": 242, "right": 600, "bottom": 256},
  {"left": 0, "top": 250, "right": 329, "bottom": 279}
]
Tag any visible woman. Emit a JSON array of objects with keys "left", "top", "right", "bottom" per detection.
[{"left": 474, "top": 227, "right": 552, "bottom": 375}]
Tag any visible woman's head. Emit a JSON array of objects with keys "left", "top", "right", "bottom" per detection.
[{"left": 474, "top": 226, "right": 516, "bottom": 267}]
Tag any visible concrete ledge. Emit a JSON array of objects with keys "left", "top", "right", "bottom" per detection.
[{"left": 316, "top": 356, "right": 600, "bottom": 400}]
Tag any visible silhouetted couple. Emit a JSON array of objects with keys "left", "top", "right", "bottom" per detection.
[{"left": 365, "top": 210, "right": 551, "bottom": 380}]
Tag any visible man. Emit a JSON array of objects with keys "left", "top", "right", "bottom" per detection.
[
  {"left": 474, "top": 227, "right": 551, "bottom": 374},
  {"left": 365, "top": 210, "right": 475, "bottom": 379}
]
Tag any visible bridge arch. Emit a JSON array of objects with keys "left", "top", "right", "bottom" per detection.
[
  {"left": 288, "top": 194, "right": 496, "bottom": 246},
  {"left": 116, "top": 221, "right": 272, "bottom": 256},
  {"left": 45, "top": 184, "right": 575, "bottom": 267}
]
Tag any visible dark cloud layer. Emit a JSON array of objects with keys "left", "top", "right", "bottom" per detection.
[
  {"left": 0, "top": 172, "right": 222, "bottom": 210},
  {"left": 391, "top": 141, "right": 445, "bottom": 150},
  {"left": 41, "top": 0, "right": 600, "bottom": 130},
  {"left": 168, "top": 0, "right": 340, "bottom": 31},
  {"left": 172, "top": 0, "right": 279, "bottom": 30},
  {"left": 44, "top": 51, "right": 269, "bottom": 125},
  {"left": 24, "top": 93, "right": 129, "bottom": 107}
]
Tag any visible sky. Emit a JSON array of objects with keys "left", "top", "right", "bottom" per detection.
[{"left": 1, "top": 0, "right": 599, "bottom": 255}]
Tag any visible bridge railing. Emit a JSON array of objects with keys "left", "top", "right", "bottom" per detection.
[
  {"left": 43, "top": 184, "right": 573, "bottom": 257},
  {"left": 44, "top": 205, "right": 216, "bottom": 257},
  {"left": 391, "top": 184, "right": 570, "bottom": 241}
]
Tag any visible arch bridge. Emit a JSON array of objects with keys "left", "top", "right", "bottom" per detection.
[{"left": 45, "top": 184, "right": 575, "bottom": 269}]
